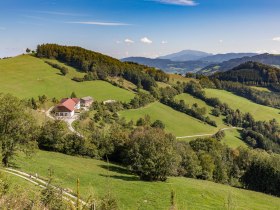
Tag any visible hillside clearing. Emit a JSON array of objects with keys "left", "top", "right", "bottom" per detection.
[
  {"left": 175, "top": 93, "right": 226, "bottom": 128},
  {"left": 205, "top": 89, "right": 280, "bottom": 122},
  {"left": 119, "top": 102, "right": 218, "bottom": 137}
]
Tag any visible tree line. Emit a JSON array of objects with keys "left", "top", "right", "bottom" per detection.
[
  {"left": 184, "top": 81, "right": 280, "bottom": 153},
  {"left": 0, "top": 93, "right": 280, "bottom": 197},
  {"left": 36, "top": 44, "right": 169, "bottom": 91}
]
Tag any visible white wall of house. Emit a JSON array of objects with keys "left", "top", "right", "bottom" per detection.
[
  {"left": 75, "top": 102, "right": 81, "bottom": 110},
  {"left": 55, "top": 110, "right": 74, "bottom": 118}
]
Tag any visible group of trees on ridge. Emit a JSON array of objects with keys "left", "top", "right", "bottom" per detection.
[{"left": 36, "top": 44, "right": 169, "bottom": 91}]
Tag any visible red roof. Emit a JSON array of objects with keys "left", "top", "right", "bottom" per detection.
[{"left": 56, "top": 98, "right": 80, "bottom": 112}]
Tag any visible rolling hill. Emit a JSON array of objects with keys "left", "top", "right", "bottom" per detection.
[
  {"left": 13, "top": 150, "right": 280, "bottom": 210},
  {"left": 200, "top": 53, "right": 280, "bottom": 74},
  {"left": 212, "top": 61, "right": 280, "bottom": 84},
  {"left": 199, "top": 53, "right": 257, "bottom": 63},
  {"left": 119, "top": 102, "right": 219, "bottom": 137},
  {"left": 204, "top": 88, "right": 280, "bottom": 122},
  {"left": 121, "top": 57, "right": 212, "bottom": 73},
  {"left": 0, "top": 55, "right": 135, "bottom": 102},
  {"left": 122, "top": 53, "right": 258, "bottom": 74}
]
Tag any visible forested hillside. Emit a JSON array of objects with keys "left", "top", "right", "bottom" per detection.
[
  {"left": 212, "top": 61, "right": 280, "bottom": 84},
  {"left": 37, "top": 44, "right": 168, "bottom": 91},
  {"left": 200, "top": 53, "right": 280, "bottom": 74}
]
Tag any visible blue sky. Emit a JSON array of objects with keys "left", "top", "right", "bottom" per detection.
[{"left": 0, "top": 0, "right": 280, "bottom": 58}]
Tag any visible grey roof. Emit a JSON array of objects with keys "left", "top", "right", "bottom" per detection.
[{"left": 81, "top": 96, "right": 93, "bottom": 101}]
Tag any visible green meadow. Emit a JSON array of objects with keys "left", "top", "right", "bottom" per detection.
[
  {"left": 175, "top": 93, "right": 226, "bottom": 128},
  {"left": 0, "top": 55, "right": 134, "bottom": 102},
  {"left": 12, "top": 150, "right": 280, "bottom": 210},
  {"left": 205, "top": 89, "right": 280, "bottom": 122},
  {"left": 120, "top": 102, "right": 223, "bottom": 137}
]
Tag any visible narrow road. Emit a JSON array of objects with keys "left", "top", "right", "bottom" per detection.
[
  {"left": 176, "top": 127, "right": 238, "bottom": 139},
  {"left": 1, "top": 168, "right": 87, "bottom": 206}
]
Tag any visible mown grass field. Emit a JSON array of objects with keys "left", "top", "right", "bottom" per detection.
[
  {"left": 0, "top": 55, "right": 134, "bottom": 102},
  {"left": 119, "top": 102, "right": 218, "bottom": 137},
  {"left": 205, "top": 89, "right": 280, "bottom": 122},
  {"left": 12, "top": 150, "right": 280, "bottom": 210}
]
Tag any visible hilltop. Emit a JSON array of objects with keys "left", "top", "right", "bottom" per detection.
[{"left": 158, "top": 50, "right": 212, "bottom": 61}]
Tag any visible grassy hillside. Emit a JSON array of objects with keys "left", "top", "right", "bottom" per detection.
[
  {"left": 205, "top": 89, "right": 280, "bottom": 122},
  {"left": 12, "top": 150, "right": 280, "bottom": 210},
  {"left": 175, "top": 93, "right": 226, "bottom": 128},
  {"left": 178, "top": 129, "right": 246, "bottom": 149},
  {"left": 119, "top": 102, "right": 218, "bottom": 137},
  {"left": 249, "top": 86, "right": 271, "bottom": 92},
  {"left": 0, "top": 55, "right": 134, "bottom": 102},
  {"left": 221, "top": 129, "right": 247, "bottom": 148}
]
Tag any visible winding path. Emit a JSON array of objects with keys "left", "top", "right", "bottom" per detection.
[
  {"left": 176, "top": 127, "right": 238, "bottom": 139},
  {"left": 1, "top": 168, "right": 87, "bottom": 206}
]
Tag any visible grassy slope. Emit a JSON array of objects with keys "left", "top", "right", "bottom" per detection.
[
  {"left": 0, "top": 55, "right": 134, "bottom": 102},
  {"left": 175, "top": 93, "right": 225, "bottom": 128},
  {"left": 119, "top": 102, "right": 218, "bottom": 137},
  {"left": 250, "top": 86, "right": 271, "bottom": 92},
  {"left": 13, "top": 150, "right": 280, "bottom": 210},
  {"left": 174, "top": 93, "right": 246, "bottom": 148},
  {"left": 221, "top": 129, "right": 247, "bottom": 148},
  {"left": 205, "top": 89, "right": 280, "bottom": 122}
]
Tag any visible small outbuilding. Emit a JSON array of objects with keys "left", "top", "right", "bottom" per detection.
[{"left": 80, "top": 96, "right": 94, "bottom": 107}]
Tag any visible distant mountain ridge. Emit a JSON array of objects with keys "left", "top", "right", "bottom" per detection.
[
  {"left": 121, "top": 57, "right": 212, "bottom": 74},
  {"left": 158, "top": 50, "right": 212, "bottom": 61},
  {"left": 199, "top": 53, "right": 280, "bottom": 75},
  {"left": 199, "top": 53, "right": 257, "bottom": 63},
  {"left": 122, "top": 51, "right": 259, "bottom": 74}
]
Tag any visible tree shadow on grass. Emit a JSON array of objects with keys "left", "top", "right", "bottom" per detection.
[
  {"left": 99, "top": 174, "right": 139, "bottom": 182},
  {"left": 7, "top": 161, "right": 20, "bottom": 169},
  {"left": 99, "top": 164, "right": 133, "bottom": 175}
]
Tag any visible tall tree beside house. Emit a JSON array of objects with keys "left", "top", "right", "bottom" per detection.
[
  {"left": 71, "top": 92, "right": 77, "bottom": 98},
  {"left": 0, "top": 93, "right": 38, "bottom": 166}
]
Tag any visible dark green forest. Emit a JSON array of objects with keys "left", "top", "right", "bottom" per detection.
[{"left": 36, "top": 44, "right": 169, "bottom": 91}]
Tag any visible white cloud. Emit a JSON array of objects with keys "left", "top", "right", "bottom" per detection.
[
  {"left": 141, "top": 37, "right": 153, "bottom": 44},
  {"left": 272, "top": 37, "right": 280, "bottom": 42},
  {"left": 124, "top": 39, "right": 134, "bottom": 44},
  {"left": 155, "top": 0, "right": 198, "bottom": 6},
  {"left": 161, "top": 40, "right": 168, "bottom": 44},
  {"left": 67, "top": 21, "right": 130, "bottom": 26}
]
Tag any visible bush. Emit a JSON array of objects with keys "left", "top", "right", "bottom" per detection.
[{"left": 125, "top": 127, "right": 179, "bottom": 181}]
